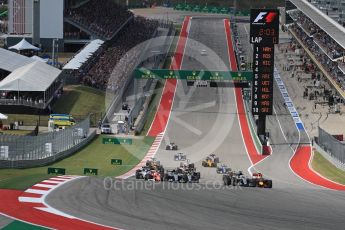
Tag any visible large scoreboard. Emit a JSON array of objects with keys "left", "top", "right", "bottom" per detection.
[
  {"left": 250, "top": 9, "right": 279, "bottom": 116},
  {"left": 250, "top": 9, "right": 279, "bottom": 45}
]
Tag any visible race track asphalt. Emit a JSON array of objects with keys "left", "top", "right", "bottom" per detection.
[{"left": 45, "top": 17, "right": 345, "bottom": 230}]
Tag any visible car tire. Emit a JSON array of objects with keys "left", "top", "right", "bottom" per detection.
[
  {"left": 231, "top": 178, "right": 237, "bottom": 186},
  {"left": 223, "top": 176, "right": 230, "bottom": 186},
  {"left": 265, "top": 180, "right": 273, "bottom": 188},
  {"left": 247, "top": 179, "right": 256, "bottom": 187}
]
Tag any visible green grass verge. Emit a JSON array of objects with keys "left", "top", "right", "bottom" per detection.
[
  {"left": 2, "top": 114, "right": 48, "bottom": 127},
  {"left": 312, "top": 151, "right": 345, "bottom": 185},
  {"left": 3, "top": 221, "right": 48, "bottom": 230},
  {"left": 3, "top": 85, "right": 105, "bottom": 127},
  {"left": 53, "top": 85, "right": 105, "bottom": 116},
  {"left": 0, "top": 135, "right": 154, "bottom": 190}
]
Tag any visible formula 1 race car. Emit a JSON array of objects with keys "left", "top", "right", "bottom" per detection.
[
  {"left": 143, "top": 170, "right": 162, "bottom": 181},
  {"left": 145, "top": 159, "right": 164, "bottom": 174},
  {"left": 135, "top": 166, "right": 151, "bottom": 179},
  {"left": 202, "top": 154, "right": 219, "bottom": 167},
  {"left": 174, "top": 152, "right": 187, "bottom": 161},
  {"left": 179, "top": 161, "right": 195, "bottom": 171},
  {"left": 166, "top": 142, "right": 178, "bottom": 150},
  {"left": 164, "top": 169, "right": 200, "bottom": 183},
  {"left": 251, "top": 173, "right": 273, "bottom": 188},
  {"left": 223, "top": 171, "right": 272, "bottom": 188},
  {"left": 135, "top": 160, "right": 164, "bottom": 182},
  {"left": 216, "top": 164, "right": 231, "bottom": 174}
]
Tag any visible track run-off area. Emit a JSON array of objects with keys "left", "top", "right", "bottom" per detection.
[{"left": 1, "top": 16, "right": 345, "bottom": 230}]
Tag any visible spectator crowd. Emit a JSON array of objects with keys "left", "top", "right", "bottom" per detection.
[
  {"left": 287, "top": 10, "right": 345, "bottom": 91},
  {"left": 65, "top": 0, "right": 133, "bottom": 39},
  {"left": 291, "top": 23, "right": 345, "bottom": 91},
  {"left": 74, "top": 16, "right": 158, "bottom": 92}
]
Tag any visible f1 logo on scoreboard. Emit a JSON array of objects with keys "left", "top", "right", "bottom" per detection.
[
  {"left": 252, "top": 11, "right": 278, "bottom": 24},
  {"left": 250, "top": 9, "right": 279, "bottom": 45}
]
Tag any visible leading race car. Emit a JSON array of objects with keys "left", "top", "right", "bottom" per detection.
[
  {"left": 166, "top": 142, "right": 178, "bottom": 150},
  {"left": 174, "top": 152, "right": 187, "bottom": 161},
  {"left": 223, "top": 171, "right": 272, "bottom": 188},
  {"left": 216, "top": 164, "right": 231, "bottom": 174},
  {"left": 251, "top": 173, "right": 273, "bottom": 188},
  {"left": 202, "top": 154, "right": 220, "bottom": 167}
]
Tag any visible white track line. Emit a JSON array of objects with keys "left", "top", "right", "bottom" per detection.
[
  {"left": 18, "top": 197, "right": 43, "bottom": 203},
  {"left": 24, "top": 189, "right": 50, "bottom": 195}
]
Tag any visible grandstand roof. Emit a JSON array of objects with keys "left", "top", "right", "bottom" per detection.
[
  {"left": 0, "top": 61, "right": 61, "bottom": 92},
  {"left": 289, "top": 0, "right": 345, "bottom": 50},
  {"left": 0, "top": 48, "right": 35, "bottom": 72},
  {"left": 63, "top": 39, "right": 104, "bottom": 70}
]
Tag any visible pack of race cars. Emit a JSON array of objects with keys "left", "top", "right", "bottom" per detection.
[
  {"left": 135, "top": 159, "right": 200, "bottom": 183},
  {"left": 136, "top": 143, "right": 272, "bottom": 188}
]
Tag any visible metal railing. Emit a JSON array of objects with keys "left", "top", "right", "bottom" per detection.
[
  {"left": 0, "top": 117, "right": 94, "bottom": 168},
  {"left": 132, "top": 27, "right": 175, "bottom": 134},
  {"left": 0, "top": 98, "right": 46, "bottom": 109}
]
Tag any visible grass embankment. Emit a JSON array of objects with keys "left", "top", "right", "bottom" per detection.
[
  {"left": 312, "top": 151, "right": 345, "bottom": 185},
  {"left": 3, "top": 85, "right": 105, "bottom": 127},
  {"left": 53, "top": 85, "right": 105, "bottom": 116},
  {"left": 0, "top": 136, "right": 154, "bottom": 190}
]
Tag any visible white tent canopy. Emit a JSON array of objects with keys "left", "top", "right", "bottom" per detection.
[
  {"left": 0, "top": 61, "right": 61, "bottom": 92},
  {"left": 63, "top": 39, "right": 104, "bottom": 70},
  {"left": 9, "top": 38, "right": 40, "bottom": 51},
  {"left": 31, "top": 55, "right": 48, "bottom": 63},
  {"left": 0, "top": 48, "right": 35, "bottom": 72},
  {"left": 0, "top": 113, "right": 8, "bottom": 120}
]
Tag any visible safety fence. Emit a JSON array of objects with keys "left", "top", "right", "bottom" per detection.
[
  {"left": 317, "top": 127, "right": 345, "bottom": 164},
  {"left": 103, "top": 23, "right": 174, "bottom": 129},
  {"left": 0, "top": 117, "right": 94, "bottom": 168},
  {"left": 132, "top": 28, "right": 176, "bottom": 134}
]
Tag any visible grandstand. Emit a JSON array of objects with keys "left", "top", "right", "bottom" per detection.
[
  {"left": 0, "top": 0, "right": 163, "bottom": 116},
  {"left": 6, "top": 0, "right": 134, "bottom": 52},
  {"left": 286, "top": 0, "right": 345, "bottom": 98}
]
